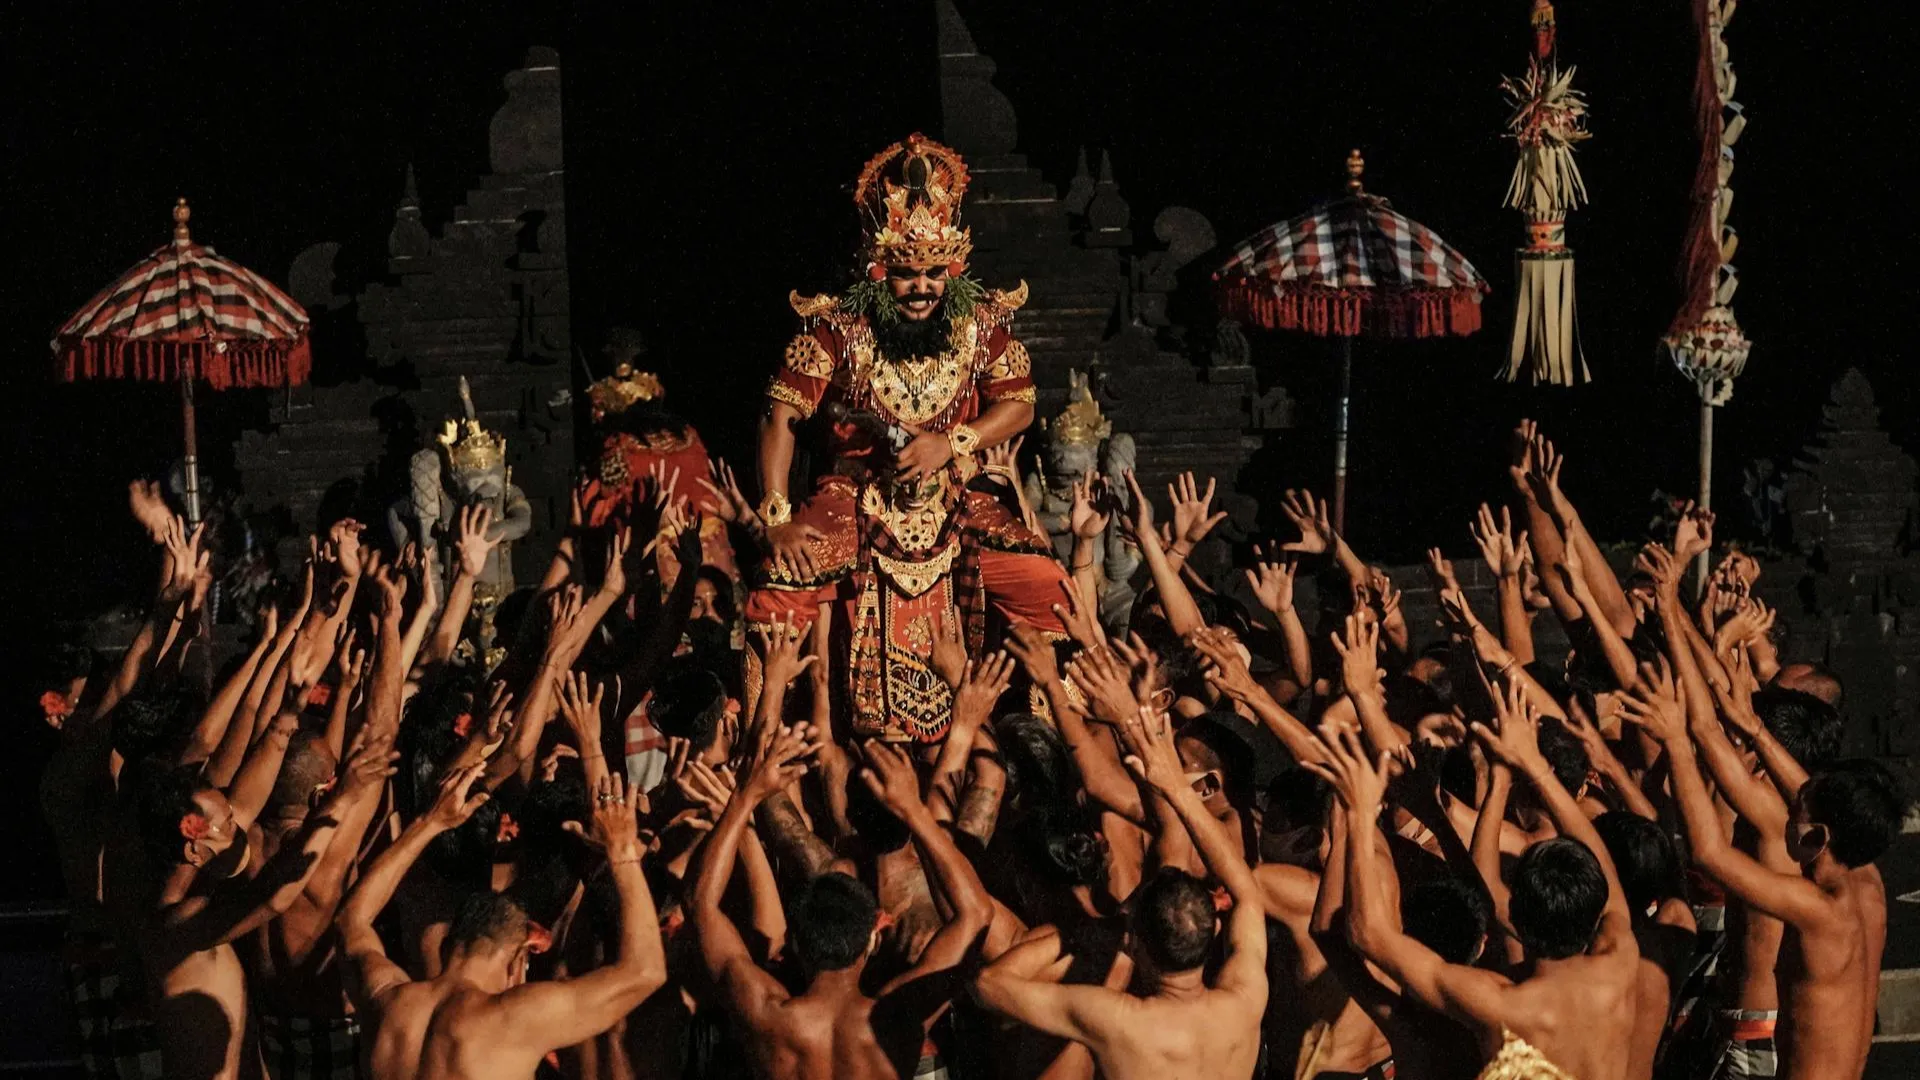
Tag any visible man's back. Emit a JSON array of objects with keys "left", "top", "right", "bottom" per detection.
[
  {"left": 365, "top": 979, "right": 455, "bottom": 1080},
  {"left": 1776, "top": 869, "right": 1880, "bottom": 1080},
  {"left": 416, "top": 986, "right": 554, "bottom": 1080},
  {"left": 1493, "top": 951, "right": 1638, "bottom": 1080},
  {"left": 740, "top": 988, "right": 898, "bottom": 1080},
  {"left": 1083, "top": 983, "right": 1263, "bottom": 1080}
]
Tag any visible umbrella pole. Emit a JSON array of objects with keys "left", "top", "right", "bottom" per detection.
[
  {"left": 1695, "top": 399, "right": 1713, "bottom": 594},
  {"left": 181, "top": 368, "right": 203, "bottom": 526},
  {"left": 1332, "top": 336, "right": 1352, "bottom": 534}
]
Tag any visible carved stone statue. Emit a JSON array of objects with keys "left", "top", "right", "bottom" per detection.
[
  {"left": 390, "top": 377, "right": 532, "bottom": 666},
  {"left": 1025, "top": 370, "right": 1141, "bottom": 629}
]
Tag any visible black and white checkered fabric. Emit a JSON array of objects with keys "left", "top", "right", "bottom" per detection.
[
  {"left": 259, "top": 1013, "right": 366, "bottom": 1080},
  {"left": 63, "top": 942, "right": 164, "bottom": 1080}
]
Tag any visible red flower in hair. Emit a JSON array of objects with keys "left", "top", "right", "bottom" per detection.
[
  {"left": 1211, "top": 885, "right": 1233, "bottom": 913},
  {"left": 867, "top": 262, "right": 886, "bottom": 281},
  {"left": 39, "top": 690, "right": 73, "bottom": 721},
  {"left": 526, "top": 921, "right": 553, "bottom": 955},
  {"left": 452, "top": 713, "right": 475, "bottom": 739},
  {"left": 945, "top": 261, "right": 965, "bottom": 277},
  {"left": 180, "top": 813, "right": 212, "bottom": 842}
]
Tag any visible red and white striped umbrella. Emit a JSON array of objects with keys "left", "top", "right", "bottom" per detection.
[
  {"left": 52, "top": 199, "right": 310, "bottom": 390},
  {"left": 1215, "top": 164, "right": 1488, "bottom": 339}
]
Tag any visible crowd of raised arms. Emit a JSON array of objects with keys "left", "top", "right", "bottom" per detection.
[{"left": 35, "top": 420, "right": 1908, "bottom": 1080}]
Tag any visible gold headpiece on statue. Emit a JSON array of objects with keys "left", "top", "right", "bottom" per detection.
[
  {"left": 1046, "top": 370, "right": 1112, "bottom": 448},
  {"left": 854, "top": 133, "right": 973, "bottom": 270},
  {"left": 439, "top": 376, "right": 506, "bottom": 472}
]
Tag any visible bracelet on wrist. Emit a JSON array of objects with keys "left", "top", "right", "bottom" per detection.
[
  {"left": 758, "top": 491, "right": 793, "bottom": 529},
  {"left": 947, "top": 424, "right": 981, "bottom": 458}
]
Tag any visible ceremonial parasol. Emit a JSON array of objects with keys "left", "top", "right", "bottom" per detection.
[
  {"left": 1661, "top": 0, "right": 1750, "bottom": 581},
  {"left": 52, "top": 199, "right": 312, "bottom": 524},
  {"left": 1216, "top": 151, "right": 1490, "bottom": 531}
]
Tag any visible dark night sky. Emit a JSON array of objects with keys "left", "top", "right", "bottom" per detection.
[{"left": 3, "top": 2, "right": 1916, "bottom": 895}]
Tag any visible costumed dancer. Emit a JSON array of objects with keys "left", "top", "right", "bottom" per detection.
[
  {"left": 587, "top": 328, "right": 737, "bottom": 579},
  {"left": 746, "top": 133, "right": 1069, "bottom": 742}
]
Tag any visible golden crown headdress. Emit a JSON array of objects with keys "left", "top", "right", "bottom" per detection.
[
  {"left": 1046, "top": 370, "right": 1112, "bottom": 448},
  {"left": 587, "top": 369, "right": 665, "bottom": 416},
  {"left": 854, "top": 133, "right": 973, "bottom": 271},
  {"left": 438, "top": 377, "right": 507, "bottom": 472}
]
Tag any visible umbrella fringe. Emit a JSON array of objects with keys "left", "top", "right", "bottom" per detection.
[
  {"left": 1215, "top": 281, "right": 1483, "bottom": 339},
  {"left": 55, "top": 337, "right": 312, "bottom": 391}
]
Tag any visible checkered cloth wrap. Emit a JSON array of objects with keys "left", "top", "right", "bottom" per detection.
[
  {"left": 52, "top": 238, "right": 311, "bottom": 390},
  {"left": 1216, "top": 194, "right": 1488, "bottom": 338},
  {"left": 259, "top": 1012, "right": 365, "bottom": 1080},
  {"left": 62, "top": 936, "right": 164, "bottom": 1080}
]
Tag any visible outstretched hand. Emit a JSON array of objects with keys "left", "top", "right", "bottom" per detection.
[
  {"left": 1280, "top": 489, "right": 1333, "bottom": 556},
  {"left": 1619, "top": 657, "right": 1688, "bottom": 743},
  {"left": 1302, "top": 720, "right": 1391, "bottom": 814},
  {"left": 858, "top": 740, "right": 926, "bottom": 819},
  {"left": 557, "top": 670, "right": 605, "bottom": 749},
  {"left": 756, "top": 613, "right": 818, "bottom": 696},
  {"left": 1244, "top": 544, "right": 1297, "bottom": 614},
  {"left": 426, "top": 762, "right": 492, "bottom": 831},
  {"left": 1117, "top": 705, "right": 1186, "bottom": 796},
  {"left": 1470, "top": 677, "right": 1548, "bottom": 776},
  {"left": 952, "top": 651, "right": 1015, "bottom": 731},
  {"left": 453, "top": 504, "right": 498, "bottom": 579},
  {"left": 1070, "top": 469, "right": 1110, "bottom": 540},
  {"left": 1168, "top": 471, "right": 1228, "bottom": 550},
  {"left": 564, "top": 772, "right": 642, "bottom": 861}
]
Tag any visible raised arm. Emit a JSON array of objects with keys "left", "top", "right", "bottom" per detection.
[
  {"left": 1122, "top": 470, "right": 1205, "bottom": 635},
  {"left": 181, "top": 609, "right": 278, "bottom": 769},
  {"left": 971, "top": 926, "right": 1118, "bottom": 1047},
  {"left": 1526, "top": 431, "right": 1635, "bottom": 636},
  {"left": 427, "top": 505, "right": 500, "bottom": 666},
  {"left": 696, "top": 719, "right": 810, "bottom": 1020},
  {"left": 1245, "top": 550, "right": 1313, "bottom": 689},
  {"left": 1191, "top": 627, "right": 1325, "bottom": 765},
  {"left": 1311, "top": 722, "right": 1517, "bottom": 1034},
  {"left": 1472, "top": 503, "right": 1537, "bottom": 666},
  {"left": 1620, "top": 670, "right": 1836, "bottom": 930},
  {"left": 1331, "top": 613, "right": 1409, "bottom": 754},
  {"left": 1117, "top": 704, "right": 1268, "bottom": 995},
  {"left": 494, "top": 772, "right": 667, "bottom": 1053},
  {"left": 338, "top": 762, "right": 489, "bottom": 1007},
  {"left": 861, "top": 741, "right": 993, "bottom": 993},
  {"left": 1061, "top": 648, "right": 1149, "bottom": 825},
  {"left": 170, "top": 732, "right": 395, "bottom": 956}
]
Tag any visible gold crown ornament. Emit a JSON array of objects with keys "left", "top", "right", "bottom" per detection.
[
  {"left": 440, "top": 418, "right": 506, "bottom": 473},
  {"left": 855, "top": 133, "right": 973, "bottom": 274},
  {"left": 587, "top": 369, "right": 665, "bottom": 417},
  {"left": 1045, "top": 370, "right": 1112, "bottom": 448}
]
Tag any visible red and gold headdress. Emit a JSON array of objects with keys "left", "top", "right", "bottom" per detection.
[{"left": 854, "top": 133, "right": 973, "bottom": 273}]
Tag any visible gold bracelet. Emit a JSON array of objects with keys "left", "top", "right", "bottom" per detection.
[
  {"left": 947, "top": 424, "right": 981, "bottom": 458},
  {"left": 758, "top": 491, "right": 792, "bottom": 528}
]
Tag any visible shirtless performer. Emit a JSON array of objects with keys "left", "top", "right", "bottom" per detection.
[
  {"left": 693, "top": 718, "right": 994, "bottom": 1080},
  {"left": 1628, "top": 663, "right": 1902, "bottom": 1080},
  {"left": 1322, "top": 678, "right": 1641, "bottom": 1080},
  {"left": 129, "top": 724, "right": 395, "bottom": 1080},
  {"left": 338, "top": 764, "right": 667, "bottom": 1080},
  {"left": 971, "top": 704, "right": 1268, "bottom": 1080}
]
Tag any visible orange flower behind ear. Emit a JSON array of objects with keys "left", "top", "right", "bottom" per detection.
[
  {"left": 526, "top": 921, "right": 553, "bottom": 955},
  {"left": 180, "top": 812, "right": 212, "bottom": 842},
  {"left": 452, "top": 713, "right": 475, "bottom": 738},
  {"left": 40, "top": 690, "right": 73, "bottom": 721}
]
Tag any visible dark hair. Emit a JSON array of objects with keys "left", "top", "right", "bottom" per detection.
[
  {"left": 1776, "top": 663, "right": 1843, "bottom": 708},
  {"left": 1439, "top": 742, "right": 1480, "bottom": 807},
  {"left": 1536, "top": 717, "right": 1592, "bottom": 797},
  {"left": 113, "top": 690, "right": 194, "bottom": 764},
  {"left": 788, "top": 872, "right": 879, "bottom": 972},
  {"left": 845, "top": 771, "right": 911, "bottom": 854},
  {"left": 1800, "top": 760, "right": 1907, "bottom": 867},
  {"left": 1133, "top": 867, "right": 1216, "bottom": 972},
  {"left": 1508, "top": 837, "right": 1608, "bottom": 959},
  {"left": 34, "top": 643, "right": 97, "bottom": 692},
  {"left": 1260, "top": 765, "right": 1331, "bottom": 867},
  {"left": 1401, "top": 874, "right": 1490, "bottom": 965},
  {"left": 130, "top": 763, "right": 209, "bottom": 867},
  {"left": 1130, "top": 614, "right": 1200, "bottom": 693},
  {"left": 1754, "top": 687, "right": 1843, "bottom": 770},
  {"left": 269, "top": 729, "right": 338, "bottom": 811},
  {"left": 447, "top": 891, "right": 531, "bottom": 953},
  {"left": 997, "top": 714, "right": 1108, "bottom": 886},
  {"left": 1177, "top": 713, "right": 1254, "bottom": 805},
  {"left": 651, "top": 669, "right": 728, "bottom": 753},
  {"left": 1593, "top": 812, "right": 1682, "bottom": 913},
  {"left": 693, "top": 566, "right": 737, "bottom": 623},
  {"left": 1383, "top": 673, "right": 1450, "bottom": 731},
  {"left": 517, "top": 768, "right": 589, "bottom": 858}
]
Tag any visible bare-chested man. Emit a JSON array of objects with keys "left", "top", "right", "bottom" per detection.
[
  {"left": 1633, "top": 672, "right": 1901, "bottom": 1080},
  {"left": 694, "top": 722, "right": 993, "bottom": 1080},
  {"left": 1324, "top": 678, "right": 1641, "bottom": 1080},
  {"left": 972, "top": 704, "right": 1268, "bottom": 1080},
  {"left": 339, "top": 764, "right": 666, "bottom": 1080},
  {"left": 129, "top": 723, "right": 393, "bottom": 1080}
]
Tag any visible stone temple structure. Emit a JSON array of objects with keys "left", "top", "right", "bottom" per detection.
[{"left": 236, "top": 47, "right": 573, "bottom": 584}]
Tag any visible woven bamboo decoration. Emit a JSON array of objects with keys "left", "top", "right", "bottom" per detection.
[
  {"left": 1500, "top": 0, "right": 1592, "bottom": 385},
  {"left": 1663, "top": 0, "right": 1749, "bottom": 404}
]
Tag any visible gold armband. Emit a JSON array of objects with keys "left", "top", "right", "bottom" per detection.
[
  {"left": 759, "top": 491, "right": 792, "bottom": 528},
  {"left": 948, "top": 424, "right": 982, "bottom": 458}
]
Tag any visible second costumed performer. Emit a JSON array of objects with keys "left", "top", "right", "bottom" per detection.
[{"left": 747, "top": 132, "right": 1070, "bottom": 742}]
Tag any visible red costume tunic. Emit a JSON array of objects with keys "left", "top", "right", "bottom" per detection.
[{"left": 746, "top": 287, "right": 1067, "bottom": 741}]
